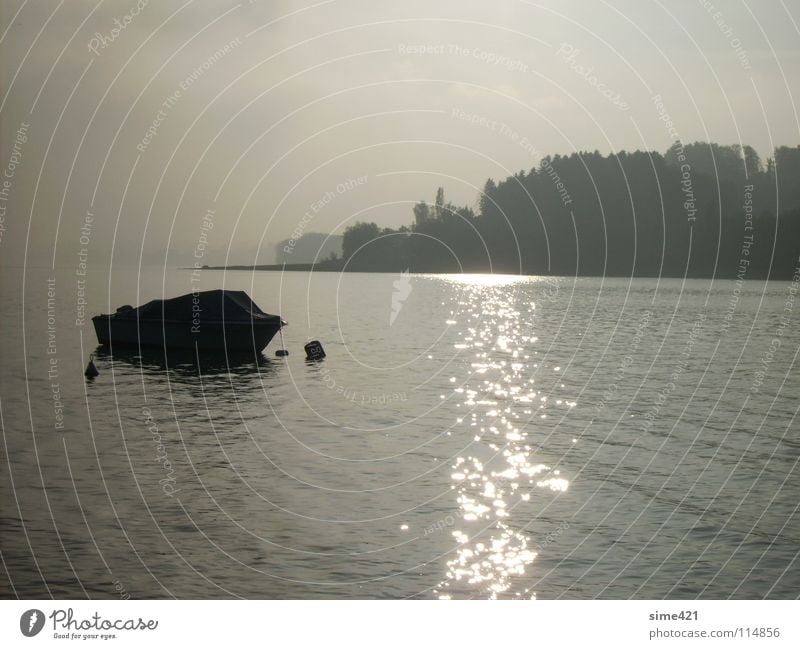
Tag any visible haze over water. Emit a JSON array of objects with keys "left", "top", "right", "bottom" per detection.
[{"left": 2, "top": 267, "right": 798, "bottom": 598}]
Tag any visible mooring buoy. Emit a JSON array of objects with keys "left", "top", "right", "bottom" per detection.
[
  {"left": 304, "top": 340, "right": 326, "bottom": 361},
  {"left": 85, "top": 353, "right": 99, "bottom": 378},
  {"left": 275, "top": 327, "right": 289, "bottom": 356}
]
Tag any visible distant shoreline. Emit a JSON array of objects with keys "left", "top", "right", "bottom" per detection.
[
  {"left": 188, "top": 262, "right": 344, "bottom": 272},
  {"left": 184, "top": 263, "right": 796, "bottom": 280}
]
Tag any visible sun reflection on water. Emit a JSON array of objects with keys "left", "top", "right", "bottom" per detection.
[{"left": 435, "top": 279, "right": 573, "bottom": 599}]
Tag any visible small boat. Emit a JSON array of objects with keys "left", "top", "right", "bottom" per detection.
[{"left": 92, "top": 290, "right": 285, "bottom": 353}]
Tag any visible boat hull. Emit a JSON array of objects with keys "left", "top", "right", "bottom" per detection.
[{"left": 92, "top": 316, "right": 282, "bottom": 353}]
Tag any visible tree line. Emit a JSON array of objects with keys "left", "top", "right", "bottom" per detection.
[{"left": 339, "top": 142, "right": 800, "bottom": 279}]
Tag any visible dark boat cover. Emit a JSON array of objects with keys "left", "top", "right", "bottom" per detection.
[{"left": 116, "top": 290, "right": 273, "bottom": 322}]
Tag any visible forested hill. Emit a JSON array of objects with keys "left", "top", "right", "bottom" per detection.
[{"left": 340, "top": 142, "right": 800, "bottom": 279}]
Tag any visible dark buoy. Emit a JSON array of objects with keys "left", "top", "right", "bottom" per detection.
[
  {"left": 304, "top": 340, "right": 326, "bottom": 361},
  {"left": 84, "top": 353, "right": 99, "bottom": 379},
  {"left": 275, "top": 327, "right": 289, "bottom": 356}
]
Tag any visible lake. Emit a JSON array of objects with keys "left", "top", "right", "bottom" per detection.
[{"left": 1, "top": 267, "right": 798, "bottom": 598}]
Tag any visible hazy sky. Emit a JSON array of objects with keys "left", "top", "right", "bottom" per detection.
[{"left": 1, "top": 0, "right": 798, "bottom": 268}]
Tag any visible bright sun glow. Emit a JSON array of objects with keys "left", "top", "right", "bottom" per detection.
[{"left": 434, "top": 273, "right": 547, "bottom": 287}]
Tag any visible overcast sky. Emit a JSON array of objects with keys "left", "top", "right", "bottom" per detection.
[{"left": 1, "top": 0, "right": 798, "bottom": 268}]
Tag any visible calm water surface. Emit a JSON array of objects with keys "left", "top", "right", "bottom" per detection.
[{"left": 1, "top": 267, "right": 798, "bottom": 598}]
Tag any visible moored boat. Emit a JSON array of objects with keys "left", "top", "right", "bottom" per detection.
[{"left": 92, "top": 290, "right": 285, "bottom": 353}]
